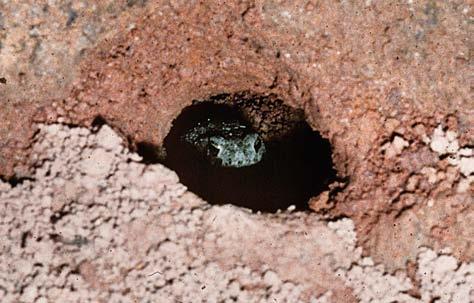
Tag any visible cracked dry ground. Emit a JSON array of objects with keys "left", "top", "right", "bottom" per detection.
[{"left": 0, "top": 1, "right": 473, "bottom": 303}]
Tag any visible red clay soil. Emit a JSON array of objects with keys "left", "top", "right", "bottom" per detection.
[{"left": 1, "top": 0, "right": 472, "bottom": 272}]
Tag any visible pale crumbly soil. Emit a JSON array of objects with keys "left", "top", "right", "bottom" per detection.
[
  {"left": 0, "top": 1, "right": 473, "bottom": 301},
  {"left": 0, "top": 124, "right": 472, "bottom": 302}
]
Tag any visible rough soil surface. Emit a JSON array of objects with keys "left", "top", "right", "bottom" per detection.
[
  {"left": 1, "top": 124, "right": 472, "bottom": 302},
  {"left": 208, "top": 93, "right": 307, "bottom": 142},
  {"left": 0, "top": 0, "right": 148, "bottom": 178},
  {"left": 0, "top": 0, "right": 473, "bottom": 301}
]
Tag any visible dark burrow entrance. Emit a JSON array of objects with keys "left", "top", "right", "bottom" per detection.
[{"left": 157, "top": 94, "right": 337, "bottom": 212}]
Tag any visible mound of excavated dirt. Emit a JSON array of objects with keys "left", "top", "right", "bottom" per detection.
[{"left": 1, "top": 124, "right": 472, "bottom": 302}]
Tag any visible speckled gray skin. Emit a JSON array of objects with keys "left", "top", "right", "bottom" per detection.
[{"left": 183, "top": 120, "right": 266, "bottom": 168}]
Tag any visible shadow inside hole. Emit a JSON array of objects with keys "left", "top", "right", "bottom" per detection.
[
  {"left": 137, "top": 142, "right": 164, "bottom": 164},
  {"left": 161, "top": 102, "right": 337, "bottom": 213}
]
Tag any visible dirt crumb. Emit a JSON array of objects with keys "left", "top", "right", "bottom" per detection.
[{"left": 1, "top": 124, "right": 472, "bottom": 302}]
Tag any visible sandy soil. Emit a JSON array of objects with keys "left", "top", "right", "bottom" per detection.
[
  {"left": 0, "top": 0, "right": 473, "bottom": 302},
  {"left": 1, "top": 124, "right": 472, "bottom": 302}
]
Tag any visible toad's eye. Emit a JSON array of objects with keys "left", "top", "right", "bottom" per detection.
[
  {"left": 208, "top": 140, "right": 220, "bottom": 157},
  {"left": 254, "top": 138, "right": 262, "bottom": 151}
]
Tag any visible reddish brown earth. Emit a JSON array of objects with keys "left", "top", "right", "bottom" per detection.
[{"left": 1, "top": 0, "right": 472, "bottom": 279}]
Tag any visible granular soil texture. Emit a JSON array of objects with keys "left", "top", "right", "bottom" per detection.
[
  {"left": 0, "top": 0, "right": 472, "bottom": 287},
  {"left": 1, "top": 124, "right": 472, "bottom": 302}
]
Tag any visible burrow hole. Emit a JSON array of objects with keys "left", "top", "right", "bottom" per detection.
[{"left": 139, "top": 93, "right": 337, "bottom": 213}]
